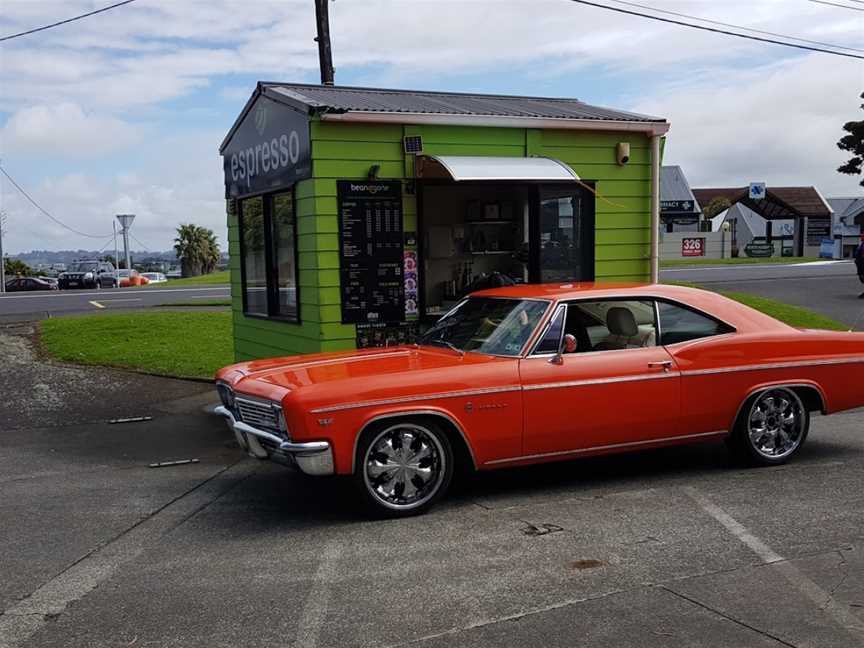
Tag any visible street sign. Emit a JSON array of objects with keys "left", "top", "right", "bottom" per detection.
[
  {"left": 748, "top": 183, "right": 767, "bottom": 200},
  {"left": 681, "top": 237, "right": 705, "bottom": 257}
]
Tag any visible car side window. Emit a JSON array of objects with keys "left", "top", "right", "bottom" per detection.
[
  {"left": 658, "top": 301, "right": 733, "bottom": 345},
  {"left": 533, "top": 306, "right": 565, "bottom": 354},
  {"left": 565, "top": 300, "right": 657, "bottom": 352}
]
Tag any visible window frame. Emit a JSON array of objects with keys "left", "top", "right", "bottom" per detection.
[
  {"left": 529, "top": 296, "right": 660, "bottom": 357},
  {"left": 237, "top": 188, "right": 301, "bottom": 323}
]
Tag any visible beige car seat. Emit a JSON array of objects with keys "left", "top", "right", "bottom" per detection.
[{"left": 594, "top": 307, "right": 653, "bottom": 350}]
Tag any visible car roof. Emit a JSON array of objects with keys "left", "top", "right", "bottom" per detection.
[{"left": 470, "top": 282, "right": 792, "bottom": 333}]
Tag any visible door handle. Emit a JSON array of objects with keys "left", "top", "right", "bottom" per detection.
[{"left": 648, "top": 360, "right": 674, "bottom": 372}]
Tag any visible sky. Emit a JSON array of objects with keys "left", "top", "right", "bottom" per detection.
[{"left": 0, "top": 0, "right": 862, "bottom": 255}]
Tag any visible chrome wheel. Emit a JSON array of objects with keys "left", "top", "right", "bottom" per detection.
[
  {"left": 362, "top": 423, "right": 446, "bottom": 511},
  {"left": 747, "top": 388, "right": 805, "bottom": 460}
]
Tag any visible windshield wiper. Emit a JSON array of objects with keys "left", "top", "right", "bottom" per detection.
[{"left": 425, "top": 338, "right": 464, "bottom": 357}]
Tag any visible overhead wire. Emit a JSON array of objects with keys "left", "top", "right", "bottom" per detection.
[
  {"left": 809, "top": 0, "right": 864, "bottom": 11},
  {"left": 130, "top": 232, "right": 154, "bottom": 252},
  {"left": 606, "top": 0, "right": 864, "bottom": 53},
  {"left": 0, "top": 165, "right": 112, "bottom": 239},
  {"left": 568, "top": 0, "right": 864, "bottom": 59},
  {"left": 0, "top": 0, "right": 139, "bottom": 43}
]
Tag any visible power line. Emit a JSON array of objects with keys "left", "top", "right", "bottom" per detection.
[
  {"left": 607, "top": 0, "right": 864, "bottom": 53},
  {"left": 0, "top": 165, "right": 111, "bottom": 239},
  {"left": 809, "top": 0, "right": 864, "bottom": 11},
  {"left": 0, "top": 0, "right": 138, "bottom": 43},
  {"left": 130, "top": 232, "right": 154, "bottom": 252},
  {"left": 568, "top": 0, "right": 864, "bottom": 60}
]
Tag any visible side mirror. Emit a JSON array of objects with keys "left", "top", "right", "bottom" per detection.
[{"left": 549, "top": 334, "right": 577, "bottom": 365}]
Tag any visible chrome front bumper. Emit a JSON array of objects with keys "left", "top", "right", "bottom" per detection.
[{"left": 215, "top": 406, "right": 334, "bottom": 476}]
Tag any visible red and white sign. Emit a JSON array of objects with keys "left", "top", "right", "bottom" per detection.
[{"left": 682, "top": 237, "right": 705, "bottom": 257}]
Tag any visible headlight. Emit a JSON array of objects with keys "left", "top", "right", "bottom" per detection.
[
  {"left": 275, "top": 407, "right": 288, "bottom": 433},
  {"left": 216, "top": 382, "right": 235, "bottom": 409},
  {"left": 84, "top": 272, "right": 93, "bottom": 278}
]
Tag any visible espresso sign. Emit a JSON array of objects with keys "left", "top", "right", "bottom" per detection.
[
  {"left": 337, "top": 181, "right": 405, "bottom": 324},
  {"left": 222, "top": 95, "right": 311, "bottom": 198}
]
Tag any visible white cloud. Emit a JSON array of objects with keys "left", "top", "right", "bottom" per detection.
[
  {"left": 0, "top": 103, "right": 141, "bottom": 158},
  {"left": 634, "top": 55, "right": 864, "bottom": 195}
]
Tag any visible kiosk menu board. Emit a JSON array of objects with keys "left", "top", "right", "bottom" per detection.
[{"left": 337, "top": 181, "right": 405, "bottom": 324}]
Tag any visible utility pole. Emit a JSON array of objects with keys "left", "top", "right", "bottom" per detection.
[
  {"left": 0, "top": 212, "right": 6, "bottom": 293},
  {"left": 314, "top": 0, "right": 335, "bottom": 85},
  {"left": 116, "top": 214, "right": 135, "bottom": 279}
]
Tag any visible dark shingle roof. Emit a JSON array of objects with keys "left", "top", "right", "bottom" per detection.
[
  {"left": 261, "top": 82, "right": 665, "bottom": 124},
  {"left": 692, "top": 186, "right": 832, "bottom": 218}
]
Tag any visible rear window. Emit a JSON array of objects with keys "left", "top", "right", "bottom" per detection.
[{"left": 658, "top": 301, "right": 733, "bottom": 345}]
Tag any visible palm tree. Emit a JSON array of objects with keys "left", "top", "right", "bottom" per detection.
[{"left": 174, "top": 224, "right": 220, "bottom": 277}]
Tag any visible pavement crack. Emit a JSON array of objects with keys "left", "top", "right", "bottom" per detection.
[
  {"left": 820, "top": 549, "right": 851, "bottom": 613},
  {"left": 660, "top": 585, "right": 801, "bottom": 648}
]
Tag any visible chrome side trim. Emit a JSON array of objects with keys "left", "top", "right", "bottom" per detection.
[
  {"left": 310, "top": 385, "right": 523, "bottom": 414},
  {"left": 681, "top": 356, "right": 864, "bottom": 377},
  {"left": 350, "top": 409, "right": 478, "bottom": 473},
  {"left": 484, "top": 430, "right": 727, "bottom": 466},
  {"left": 522, "top": 371, "right": 678, "bottom": 392}
]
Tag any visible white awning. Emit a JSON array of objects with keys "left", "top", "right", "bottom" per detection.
[{"left": 421, "top": 155, "right": 580, "bottom": 182}]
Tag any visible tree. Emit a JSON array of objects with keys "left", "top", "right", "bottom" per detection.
[
  {"left": 174, "top": 224, "right": 220, "bottom": 277},
  {"left": 703, "top": 197, "right": 732, "bottom": 220},
  {"left": 837, "top": 91, "right": 864, "bottom": 188},
  {"left": 4, "top": 257, "right": 31, "bottom": 277}
]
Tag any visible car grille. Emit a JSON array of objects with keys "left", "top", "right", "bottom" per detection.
[{"left": 236, "top": 398, "right": 280, "bottom": 432}]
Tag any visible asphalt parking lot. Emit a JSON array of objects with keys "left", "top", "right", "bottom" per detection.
[{"left": 1, "top": 322, "right": 863, "bottom": 648}]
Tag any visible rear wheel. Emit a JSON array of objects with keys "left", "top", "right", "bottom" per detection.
[
  {"left": 354, "top": 420, "right": 453, "bottom": 517},
  {"left": 729, "top": 387, "right": 809, "bottom": 466}
]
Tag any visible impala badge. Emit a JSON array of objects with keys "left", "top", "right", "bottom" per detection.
[{"left": 318, "top": 418, "right": 334, "bottom": 427}]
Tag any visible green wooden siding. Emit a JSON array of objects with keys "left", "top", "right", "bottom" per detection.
[{"left": 229, "top": 119, "right": 654, "bottom": 361}]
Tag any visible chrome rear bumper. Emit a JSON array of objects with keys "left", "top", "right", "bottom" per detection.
[{"left": 215, "top": 406, "right": 334, "bottom": 476}]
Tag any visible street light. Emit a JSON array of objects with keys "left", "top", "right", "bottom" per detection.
[
  {"left": 116, "top": 214, "right": 135, "bottom": 280},
  {"left": 722, "top": 220, "right": 731, "bottom": 259}
]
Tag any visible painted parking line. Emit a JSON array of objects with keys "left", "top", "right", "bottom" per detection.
[
  {"left": 683, "top": 486, "right": 864, "bottom": 637},
  {"left": 88, "top": 301, "right": 105, "bottom": 309},
  {"left": 98, "top": 298, "right": 143, "bottom": 303}
]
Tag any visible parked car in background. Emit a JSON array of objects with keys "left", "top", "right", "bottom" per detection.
[
  {"left": 166, "top": 267, "right": 182, "bottom": 279},
  {"left": 141, "top": 272, "right": 167, "bottom": 284},
  {"left": 215, "top": 283, "right": 864, "bottom": 517},
  {"left": 38, "top": 276, "right": 59, "bottom": 289},
  {"left": 4, "top": 277, "right": 58, "bottom": 292},
  {"left": 118, "top": 269, "right": 150, "bottom": 287},
  {"left": 58, "top": 260, "right": 115, "bottom": 289}
]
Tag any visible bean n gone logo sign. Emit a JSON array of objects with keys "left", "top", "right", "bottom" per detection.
[{"left": 221, "top": 95, "right": 312, "bottom": 198}]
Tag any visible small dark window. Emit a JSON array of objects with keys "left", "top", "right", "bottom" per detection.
[
  {"left": 240, "top": 196, "right": 267, "bottom": 316},
  {"left": 658, "top": 301, "right": 732, "bottom": 345},
  {"left": 533, "top": 306, "right": 565, "bottom": 354},
  {"left": 238, "top": 191, "right": 299, "bottom": 322}
]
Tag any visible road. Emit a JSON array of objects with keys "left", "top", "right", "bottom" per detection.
[
  {"left": 0, "top": 285, "right": 230, "bottom": 322},
  {"left": 2, "top": 321, "right": 863, "bottom": 648},
  {"left": 661, "top": 260, "right": 864, "bottom": 330}
]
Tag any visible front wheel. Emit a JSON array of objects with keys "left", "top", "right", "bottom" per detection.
[
  {"left": 729, "top": 387, "right": 809, "bottom": 466},
  {"left": 354, "top": 420, "right": 453, "bottom": 517}
]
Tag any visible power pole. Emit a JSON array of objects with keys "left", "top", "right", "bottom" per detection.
[
  {"left": 116, "top": 214, "right": 135, "bottom": 277},
  {"left": 0, "top": 212, "right": 6, "bottom": 293},
  {"left": 314, "top": 0, "right": 335, "bottom": 85}
]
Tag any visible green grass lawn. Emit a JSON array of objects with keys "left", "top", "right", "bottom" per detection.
[
  {"left": 155, "top": 299, "right": 232, "bottom": 307},
  {"left": 144, "top": 270, "right": 230, "bottom": 287},
  {"left": 719, "top": 291, "right": 848, "bottom": 331},
  {"left": 661, "top": 256, "right": 821, "bottom": 268},
  {"left": 41, "top": 311, "right": 233, "bottom": 380}
]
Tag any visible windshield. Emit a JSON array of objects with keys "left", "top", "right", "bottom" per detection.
[
  {"left": 69, "top": 262, "right": 98, "bottom": 272},
  {"left": 419, "top": 297, "right": 549, "bottom": 357}
]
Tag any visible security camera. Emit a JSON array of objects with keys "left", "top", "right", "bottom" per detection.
[{"left": 616, "top": 142, "right": 630, "bottom": 166}]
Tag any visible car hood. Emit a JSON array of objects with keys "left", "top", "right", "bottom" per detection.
[{"left": 218, "top": 345, "right": 517, "bottom": 409}]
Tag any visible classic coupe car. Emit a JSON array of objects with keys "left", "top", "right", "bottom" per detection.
[{"left": 215, "top": 284, "right": 864, "bottom": 516}]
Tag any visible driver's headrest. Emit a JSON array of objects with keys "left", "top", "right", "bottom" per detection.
[{"left": 606, "top": 307, "right": 638, "bottom": 337}]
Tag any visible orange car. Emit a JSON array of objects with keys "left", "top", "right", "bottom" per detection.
[
  {"left": 118, "top": 269, "right": 150, "bottom": 287},
  {"left": 215, "top": 283, "right": 864, "bottom": 517}
]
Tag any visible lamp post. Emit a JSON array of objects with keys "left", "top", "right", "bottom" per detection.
[
  {"left": 116, "top": 214, "right": 135, "bottom": 278},
  {"left": 722, "top": 220, "right": 731, "bottom": 259},
  {"left": 0, "top": 213, "right": 6, "bottom": 293}
]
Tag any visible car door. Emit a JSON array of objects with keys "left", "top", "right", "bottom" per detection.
[{"left": 519, "top": 298, "right": 681, "bottom": 457}]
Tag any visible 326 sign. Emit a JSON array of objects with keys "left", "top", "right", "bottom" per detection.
[{"left": 682, "top": 237, "right": 705, "bottom": 257}]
